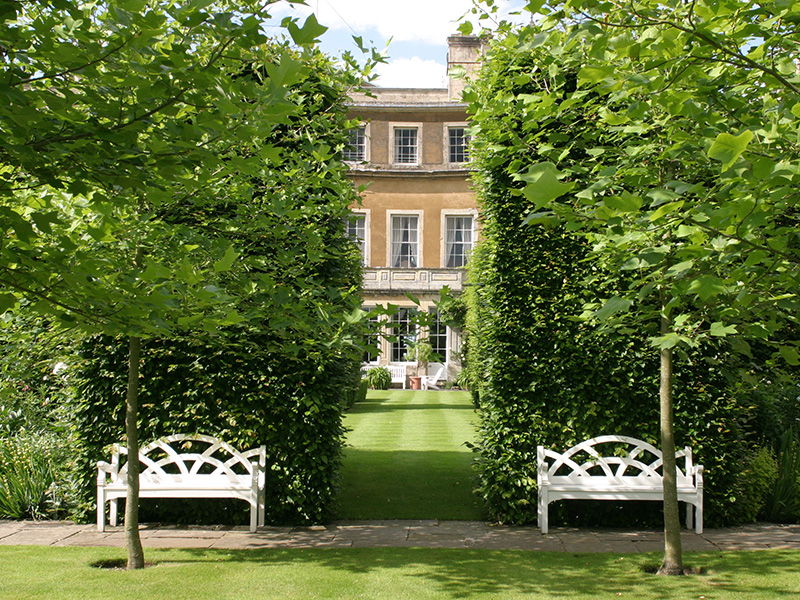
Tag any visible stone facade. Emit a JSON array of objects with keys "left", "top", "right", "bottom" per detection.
[{"left": 346, "top": 36, "right": 484, "bottom": 383}]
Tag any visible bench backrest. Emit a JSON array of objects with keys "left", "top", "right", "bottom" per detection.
[
  {"left": 538, "top": 435, "right": 696, "bottom": 485},
  {"left": 108, "top": 434, "right": 265, "bottom": 484},
  {"left": 387, "top": 365, "right": 406, "bottom": 380}
]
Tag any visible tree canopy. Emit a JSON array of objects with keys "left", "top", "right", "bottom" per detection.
[
  {"left": 466, "top": 0, "right": 800, "bottom": 359},
  {"left": 1, "top": 0, "right": 375, "bottom": 568},
  {"left": 464, "top": 0, "right": 800, "bottom": 574}
]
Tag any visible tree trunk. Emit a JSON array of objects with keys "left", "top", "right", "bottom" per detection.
[
  {"left": 657, "top": 307, "right": 684, "bottom": 576},
  {"left": 125, "top": 335, "right": 145, "bottom": 570}
]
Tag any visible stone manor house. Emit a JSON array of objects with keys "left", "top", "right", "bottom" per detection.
[{"left": 344, "top": 35, "right": 484, "bottom": 384}]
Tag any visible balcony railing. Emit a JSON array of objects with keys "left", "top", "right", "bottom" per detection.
[{"left": 362, "top": 267, "right": 465, "bottom": 293}]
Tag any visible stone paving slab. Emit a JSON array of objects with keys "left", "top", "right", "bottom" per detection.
[{"left": 2, "top": 520, "right": 800, "bottom": 553}]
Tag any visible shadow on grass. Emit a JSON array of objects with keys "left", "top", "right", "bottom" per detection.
[
  {"left": 159, "top": 548, "right": 800, "bottom": 599},
  {"left": 348, "top": 400, "right": 474, "bottom": 414},
  {"left": 336, "top": 450, "right": 483, "bottom": 521}
]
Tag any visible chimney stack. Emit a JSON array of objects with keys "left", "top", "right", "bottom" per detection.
[{"left": 447, "top": 35, "right": 486, "bottom": 101}]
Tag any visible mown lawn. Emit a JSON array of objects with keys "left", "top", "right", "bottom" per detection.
[
  {"left": 336, "top": 390, "right": 483, "bottom": 520},
  {"left": 4, "top": 546, "right": 800, "bottom": 600}
]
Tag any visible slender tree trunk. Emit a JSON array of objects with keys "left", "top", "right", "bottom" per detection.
[
  {"left": 125, "top": 335, "right": 145, "bottom": 570},
  {"left": 658, "top": 303, "right": 684, "bottom": 576}
]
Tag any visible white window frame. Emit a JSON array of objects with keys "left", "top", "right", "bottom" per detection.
[
  {"left": 343, "top": 123, "right": 370, "bottom": 163},
  {"left": 428, "top": 307, "right": 448, "bottom": 365},
  {"left": 362, "top": 306, "right": 382, "bottom": 365},
  {"left": 444, "top": 122, "right": 470, "bottom": 165},
  {"left": 441, "top": 209, "right": 477, "bottom": 268},
  {"left": 388, "top": 209, "right": 423, "bottom": 269},
  {"left": 390, "top": 307, "right": 418, "bottom": 364},
  {"left": 390, "top": 123, "right": 422, "bottom": 166},
  {"left": 347, "top": 209, "right": 370, "bottom": 266}
]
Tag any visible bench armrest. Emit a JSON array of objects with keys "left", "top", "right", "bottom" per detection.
[
  {"left": 694, "top": 464, "right": 704, "bottom": 487},
  {"left": 96, "top": 460, "right": 116, "bottom": 485},
  {"left": 537, "top": 460, "right": 550, "bottom": 485}
]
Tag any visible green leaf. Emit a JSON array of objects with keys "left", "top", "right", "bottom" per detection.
[
  {"left": 214, "top": 245, "right": 239, "bottom": 272},
  {"left": 708, "top": 130, "right": 754, "bottom": 171},
  {"left": 0, "top": 293, "right": 17, "bottom": 314},
  {"left": 709, "top": 322, "right": 738, "bottom": 337},
  {"left": 518, "top": 163, "right": 575, "bottom": 208},
  {"left": 603, "top": 193, "right": 642, "bottom": 212},
  {"left": 595, "top": 296, "right": 633, "bottom": 320},
  {"left": 688, "top": 276, "right": 726, "bottom": 301},
  {"left": 578, "top": 66, "right": 615, "bottom": 85},
  {"left": 648, "top": 200, "right": 684, "bottom": 221},
  {"left": 286, "top": 13, "right": 327, "bottom": 46},
  {"left": 650, "top": 332, "right": 684, "bottom": 350},
  {"left": 779, "top": 346, "right": 800, "bottom": 366}
]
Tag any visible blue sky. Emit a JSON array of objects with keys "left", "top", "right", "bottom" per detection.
[{"left": 269, "top": 1, "right": 527, "bottom": 88}]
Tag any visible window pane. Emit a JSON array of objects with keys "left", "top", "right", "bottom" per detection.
[
  {"left": 428, "top": 309, "right": 447, "bottom": 360},
  {"left": 391, "top": 308, "right": 417, "bottom": 362},
  {"left": 394, "top": 127, "right": 418, "bottom": 164},
  {"left": 343, "top": 127, "right": 366, "bottom": 161},
  {"left": 445, "top": 215, "right": 473, "bottom": 267},
  {"left": 448, "top": 127, "right": 470, "bottom": 163},
  {"left": 391, "top": 215, "right": 418, "bottom": 268},
  {"left": 363, "top": 308, "right": 381, "bottom": 363},
  {"left": 346, "top": 214, "right": 366, "bottom": 264}
]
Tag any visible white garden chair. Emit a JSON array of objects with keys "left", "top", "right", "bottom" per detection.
[{"left": 421, "top": 364, "right": 445, "bottom": 390}]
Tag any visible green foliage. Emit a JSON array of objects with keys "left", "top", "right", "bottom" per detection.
[
  {"left": 464, "top": 36, "right": 769, "bottom": 527},
  {"left": 0, "top": 315, "right": 73, "bottom": 434},
  {"left": 364, "top": 367, "right": 392, "bottom": 391},
  {"left": 730, "top": 447, "right": 779, "bottom": 524},
  {"left": 762, "top": 429, "right": 800, "bottom": 522},
  {"left": 404, "top": 341, "right": 442, "bottom": 369},
  {"left": 0, "top": 433, "right": 69, "bottom": 519},
  {"left": 343, "top": 380, "right": 369, "bottom": 410},
  {"left": 64, "top": 43, "right": 367, "bottom": 523},
  {"left": 470, "top": 0, "right": 800, "bottom": 356},
  {"left": 71, "top": 336, "right": 358, "bottom": 525}
]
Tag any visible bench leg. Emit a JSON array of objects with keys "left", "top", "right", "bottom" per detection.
[
  {"left": 97, "top": 487, "right": 105, "bottom": 533},
  {"left": 686, "top": 502, "right": 693, "bottom": 531},
  {"left": 250, "top": 502, "right": 258, "bottom": 533},
  {"left": 695, "top": 501, "right": 703, "bottom": 534},
  {"left": 110, "top": 498, "right": 118, "bottom": 527},
  {"left": 538, "top": 492, "right": 548, "bottom": 534}
]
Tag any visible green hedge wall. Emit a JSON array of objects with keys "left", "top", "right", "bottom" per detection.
[
  {"left": 70, "top": 336, "right": 358, "bottom": 525},
  {"left": 67, "top": 46, "right": 364, "bottom": 526},
  {"left": 464, "top": 41, "right": 764, "bottom": 527}
]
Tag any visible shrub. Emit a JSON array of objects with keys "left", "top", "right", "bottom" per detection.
[
  {"left": 342, "top": 379, "right": 368, "bottom": 410},
  {"left": 729, "top": 446, "right": 779, "bottom": 523},
  {"left": 364, "top": 367, "right": 391, "bottom": 390},
  {"left": 762, "top": 429, "right": 800, "bottom": 522},
  {"left": 0, "top": 433, "right": 67, "bottom": 519}
]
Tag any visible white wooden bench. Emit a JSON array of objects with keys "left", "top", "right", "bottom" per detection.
[
  {"left": 537, "top": 435, "right": 704, "bottom": 534},
  {"left": 97, "top": 434, "right": 266, "bottom": 533},
  {"left": 361, "top": 364, "right": 407, "bottom": 389}
]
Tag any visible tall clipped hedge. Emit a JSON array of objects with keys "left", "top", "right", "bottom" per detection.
[
  {"left": 465, "top": 42, "right": 764, "bottom": 527},
  {"left": 68, "top": 46, "right": 364, "bottom": 526}
]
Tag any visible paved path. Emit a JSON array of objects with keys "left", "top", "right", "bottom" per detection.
[{"left": 2, "top": 520, "right": 799, "bottom": 553}]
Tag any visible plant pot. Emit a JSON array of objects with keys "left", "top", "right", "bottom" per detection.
[{"left": 409, "top": 376, "right": 422, "bottom": 390}]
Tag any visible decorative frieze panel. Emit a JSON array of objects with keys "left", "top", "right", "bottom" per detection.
[{"left": 362, "top": 268, "right": 465, "bottom": 292}]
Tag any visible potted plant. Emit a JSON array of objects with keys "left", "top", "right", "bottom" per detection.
[{"left": 404, "top": 340, "right": 442, "bottom": 389}]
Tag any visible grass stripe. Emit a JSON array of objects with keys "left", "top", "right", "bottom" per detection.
[{"left": 336, "top": 390, "right": 483, "bottom": 520}]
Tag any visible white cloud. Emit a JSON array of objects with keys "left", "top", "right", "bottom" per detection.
[
  {"left": 269, "top": 1, "right": 529, "bottom": 88},
  {"left": 276, "top": 0, "right": 473, "bottom": 44},
  {"left": 373, "top": 57, "right": 448, "bottom": 89}
]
